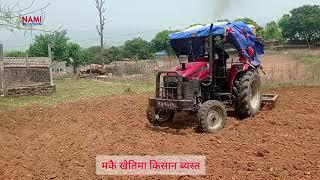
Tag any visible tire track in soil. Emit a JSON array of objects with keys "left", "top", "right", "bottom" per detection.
[{"left": 0, "top": 87, "right": 320, "bottom": 179}]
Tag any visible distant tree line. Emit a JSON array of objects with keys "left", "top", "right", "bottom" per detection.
[
  {"left": 230, "top": 5, "right": 320, "bottom": 45},
  {"left": 5, "top": 29, "right": 178, "bottom": 70},
  {"left": 5, "top": 4, "right": 320, "bottom": 69},
  {"left": 279, "top": 5, "right": 320, "bottom": 44}
]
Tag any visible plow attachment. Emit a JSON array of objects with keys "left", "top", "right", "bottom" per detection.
[{"left": 262, "top": 94, "right": 279, "bottom": 107}]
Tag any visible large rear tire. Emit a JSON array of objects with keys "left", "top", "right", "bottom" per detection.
[
  {"left": 198, "top": 100, "right": 227, "bottom": 133},
  {"left": 233, "top": 70, "right": 262, "bottom": 119},
  {"left": 146, "top": 105, "right": 175, "bottom": 125}
]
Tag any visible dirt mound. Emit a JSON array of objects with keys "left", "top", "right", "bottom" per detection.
[{"left": 1, "top": 87, "right": 320, "bottom": 179}]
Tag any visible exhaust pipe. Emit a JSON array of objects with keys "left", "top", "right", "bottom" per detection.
[
  {"left": 181, "top": 63, "right": 186, "bottom": 70},
  {"left": 209, "top": 23, "right": 214, "bottom": 82}
]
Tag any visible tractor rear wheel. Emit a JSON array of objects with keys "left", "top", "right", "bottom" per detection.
[
  {"left": 198, "top": 100, "right": 227, "bottom": 133},
  {"left": 233, "top": 70, "right": 262, "bottom": 119},
  {"left": 146, "top": 105, "right": 175, "bottom": 125}
]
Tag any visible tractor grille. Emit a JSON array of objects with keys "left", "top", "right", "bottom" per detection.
[
  {"left": 160, "top": 77, "right": 178, "bottom": 99},
  {"left": 159, "top": 77, "right": 200, "bottom": 100}
]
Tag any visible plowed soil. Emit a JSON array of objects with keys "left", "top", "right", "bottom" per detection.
[{"left": 1, "top": 86, "right": 320, "bottom": 179}]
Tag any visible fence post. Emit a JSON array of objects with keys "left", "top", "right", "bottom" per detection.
[
  {"left": 26, "top": 52, "right": 29, "bottom": 69},
  {"left": 90, "top": 64, "right": 92, "bottom": 77},
  {"left": 0, "top": 44, "right": 4, "bottom": 94},
  {"left": 114, "top": 60, "right": 117, "bottom": 75},
  {"left": 48, "top": 44, "right": 54, "bottom": 85}
]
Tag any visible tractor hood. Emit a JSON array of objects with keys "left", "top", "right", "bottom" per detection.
[{"left": 170, "top": 62, "right": 209, "bottom": 81}]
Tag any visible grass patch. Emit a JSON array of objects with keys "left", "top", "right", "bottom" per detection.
[
  {"left": 290, "top": 50, "right": 320, "bottom": 64},
  {"left": 107, "top": 74, "right": 155, "bottom": 93},
  {"left": 293, "top": 53, "right": 320, "bottom": 64},
  {"left": 288, "top": 50, "right": 320, "bottom": 82},
  {"left": 0, "top": 77, "right": 155, "bottom": 108}
]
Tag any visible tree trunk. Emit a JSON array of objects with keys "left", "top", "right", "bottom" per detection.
[
  {"left": 304, "top": 33, "right": 311, "bottom": 49},
  {"left": 96, "top": 0, "right": 106, "bottom": 64},
  {"left": 99, "top": 9, "right": 104, "bottom": 64}
]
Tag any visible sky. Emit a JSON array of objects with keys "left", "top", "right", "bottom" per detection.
[{"left": 1, "top": 0, "right": 320, "bottom": 51}]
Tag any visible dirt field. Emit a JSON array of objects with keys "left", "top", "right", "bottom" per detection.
[{"left": 1, "top": 86, "right": 320, "bottom": 179}]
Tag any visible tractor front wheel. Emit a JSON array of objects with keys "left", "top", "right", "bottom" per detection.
[
  {"left": 147, "top": 105, "right": 175, "bottom": 125},
  {"left": 198, "top": 100, "right": 227, "bottom": 133}
]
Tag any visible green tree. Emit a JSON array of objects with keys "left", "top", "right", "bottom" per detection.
[
  {"left": 279, "top": 5, "right": 320, "bottom": 42},
  {"left": 234, "top": 17, "right": 264, "bottom": 37},
  {"left": 67, "top": 42, "right": 90, "bottom": 73},
  {"left": 264, "top": 21, "right": 283, "bottom": 42},
  {"left": 5, "top": 51, "right": 27, "bottom": 57},
  {"left": 150, "top": 30, "right": 178, "bottom": 56},
  {"left": 86, "top": 46, "right": 102, "bottom": 64},
  {"left": 105, "top": 46, "right": 123, "bottom": 63},
  {"left": 29, "top": 31, "right": 69, "bottom": 61},
  {"left": 122, "top": 38, "right": 153, "bottom": 60},
  {"left": 278, "top": 14, "right": 292, "bottom": 40}
]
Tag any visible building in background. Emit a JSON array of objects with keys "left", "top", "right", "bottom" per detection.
[{"left": 52, "top": 61, "right": 73, "bottom": 77}]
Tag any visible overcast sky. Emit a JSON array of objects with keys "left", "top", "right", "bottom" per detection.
[{"left": 1, "top": 0, "right": 319, "bottom": 51}]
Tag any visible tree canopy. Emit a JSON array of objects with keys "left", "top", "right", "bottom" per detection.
[
  {"left": 278, "top": 14, "right": 292, "bottom": 40},
  {"left": 29, "top": 31, "right": 69, "bottom": 61},
  {"left": 122, "top": 38, "right": 153, "bottom": 60},
  {"left": 279, "top": 5, "right": 320, "bottom": 42},
  {"left": 67, "top": 42, "right": 89, "bottom": 72},
  {"left": 5, "top": 51, "right": 27, "bottom": 57},
  {"left": 105, "top": 46, "right": 124, "bottom": 63},
  {"left": 28, "top": 31, "right": 90, "bottom": 71},
  {"left": 234, "top": 17, "right": 264, "bottom": 37},
  {"left": 150, "top": 30, "right": 177, "bottom": 56},
  {"left": 86, "top": 46, "right": 102, "bottom": 64},
  {"left": 264, "top": 21, "right": 283, "bottom": 42}
]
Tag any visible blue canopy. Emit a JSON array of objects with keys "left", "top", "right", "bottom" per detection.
[
  {"left": 169, "top": 22, "right": 230, "bottom": 40},
  {"left": 169, "top": 22, "right": 264, "bottom": 66}
]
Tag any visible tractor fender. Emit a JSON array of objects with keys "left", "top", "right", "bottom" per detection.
[{"left": 228, "top": 64, "right": 253, "bottom": 93}]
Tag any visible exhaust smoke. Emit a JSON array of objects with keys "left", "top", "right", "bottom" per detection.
[{"left": 208, "top": 0, "right": 232, "bottom": 21}]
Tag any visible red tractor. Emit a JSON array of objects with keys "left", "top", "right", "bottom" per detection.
[{"left": 147, "top": 22, "right": 278, "bottom": 133}]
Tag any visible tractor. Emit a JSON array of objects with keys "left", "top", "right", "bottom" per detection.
[{"left": 147, "top": 22, "right": 278, "bottom": 133}]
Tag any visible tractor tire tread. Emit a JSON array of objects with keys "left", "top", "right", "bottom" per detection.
[
  {"left": 198, "top": 100, "right": 227, "bottom": 133},
  {"left": 146, "top": 105, "right": 174, "bottom": 125},
  {"left": 233, "top": 70, "right": 262, "bottom": 119}
]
